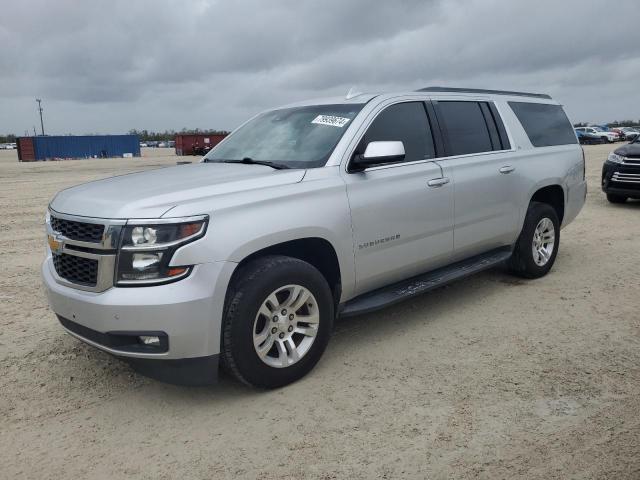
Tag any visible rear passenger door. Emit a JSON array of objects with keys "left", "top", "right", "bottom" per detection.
[{"left": 432, "top": 99, "right": 519, "bottom": 260}]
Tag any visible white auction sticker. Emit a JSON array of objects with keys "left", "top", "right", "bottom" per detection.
[{"left": 311, "top": 115, "right": 351, "bottom": 127}]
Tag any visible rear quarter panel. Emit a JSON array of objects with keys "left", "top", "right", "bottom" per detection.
[{"left": 495, "top": 99, "right": 585, "bottom": 231}]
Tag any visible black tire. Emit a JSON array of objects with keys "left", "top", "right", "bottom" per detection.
[
  {"left": 606, "top": 193, "right": 627, "bottom": 204},
  {"left": 509, "top": 202, "right": 560, "bottom": 279},
  {"left": 222, "top": 255, "right": 334, "bottom": 388}
]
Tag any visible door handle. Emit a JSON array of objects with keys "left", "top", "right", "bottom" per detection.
[
  {"left": 427, "top": 177, "right": 450, "bottom": 187},
  {"left": 499, "top": 165, "right": 515, "bottom": 174}
]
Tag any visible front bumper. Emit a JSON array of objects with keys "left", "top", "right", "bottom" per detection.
[
  {"left": 602, "top": 160, "right": 640, "bottom": 198},
  {"left": 42, "top": 257, "right": 236, "bottom": 362}
]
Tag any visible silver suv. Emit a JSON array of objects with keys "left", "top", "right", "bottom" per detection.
[{"left": 42, "top": 87, "right": 587, "bottom": 388}]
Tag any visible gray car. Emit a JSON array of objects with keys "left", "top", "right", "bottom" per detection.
[{"left": 42, "top": 87, "right": 586, "bottom": 388}]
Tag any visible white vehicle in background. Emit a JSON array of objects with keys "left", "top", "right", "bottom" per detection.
[
  {"left": 619, "top": 127, "right": 640, "bottom": 140},
  {"left": 575, "top": 127, "right": 618, "bottom": 143}
]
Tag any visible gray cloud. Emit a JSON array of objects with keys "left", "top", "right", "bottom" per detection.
[{"left": 1, "top": 0, "right": 639, "bottom": 135}]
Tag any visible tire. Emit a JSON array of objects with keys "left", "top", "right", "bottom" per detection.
[
  {"left": 509, "top": 202, "right": 560, "bottom": 279},
  {"left": 222, "top": 255, "right": 334, "bottom": 388},
  {"left": 607, "top": 193, "right": 627, "bottom": 204}
]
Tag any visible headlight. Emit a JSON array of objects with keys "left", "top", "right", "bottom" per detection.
[
  {"left": 116, "top": 216, "right": 207, "bottom": 286},
  {"left": 608, "top": 152, "right": 624, "bottom": 164}
]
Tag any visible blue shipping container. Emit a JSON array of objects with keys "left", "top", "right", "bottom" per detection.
[{"left": 32, "top": 135, "right": 140, "bottom": 160}]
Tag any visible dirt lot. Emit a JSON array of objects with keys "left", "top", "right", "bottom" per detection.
[{"left": 1, "top": 144, "right": 639, "bottom": 479}]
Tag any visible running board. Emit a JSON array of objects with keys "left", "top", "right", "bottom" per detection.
[{"left": 339, "top": 248, "right": 512, "bottom": 318}]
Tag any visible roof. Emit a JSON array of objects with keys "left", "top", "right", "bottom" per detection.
[{"left": 276, "top": 86, "right": 554, "bottom": 110}]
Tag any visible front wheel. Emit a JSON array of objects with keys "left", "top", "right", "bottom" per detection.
[
  {"left": 222, "top": 255, "right": 334, "bottom": 388},
  {"left": 509, "top": 202, "right": 560, "bottom": 279}
]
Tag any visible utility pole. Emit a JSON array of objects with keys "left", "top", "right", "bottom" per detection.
[
  {"left": 36, "top": 98, "right": 45, "bottom": 135},
  {"left": 33, "top": 126, "right": 37, "bottom": 136}
]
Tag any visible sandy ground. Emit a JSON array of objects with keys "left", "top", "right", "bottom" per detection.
[{"left": 1, "top": 144, "right": 639, "bottom": 479}]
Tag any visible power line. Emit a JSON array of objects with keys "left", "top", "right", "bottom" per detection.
[{"left": 36, "top": 98, "right": 45, "bottom": 136}]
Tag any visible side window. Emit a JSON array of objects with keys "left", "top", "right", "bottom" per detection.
[
  {"left": 358, "top": 102, "right": 436, "bottom": 163},
  {"left": 509, "top": 102, "right": 577, "bottom": 147},
  {"left": 436, "top": 101, "right": 494, "bottom": 156}
]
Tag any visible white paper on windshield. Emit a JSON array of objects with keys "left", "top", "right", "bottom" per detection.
[{"left": 311, "top": 115, "right": 351, "bottom": 128}]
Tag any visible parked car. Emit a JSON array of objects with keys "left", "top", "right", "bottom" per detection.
[
  {"left": 139, "top": 142, "right": 148, "bottom": 148},
  {"left": 619, "top": 127, "right": 640, "bottom": 140},
  {"left": 575, "top": 127, "right": 618, "bottom": 143},
  {"left": 42, "top": 87, "right": 586, "bottom": 388},
  {"left": 575, "top": 128, "right": 604, "bottom": 145},
  {"left": 602, "top": 135, "right": 640, "bottom": 203},
  {"left": 610, "top": 128, "right": 625, "bottom": 138}
]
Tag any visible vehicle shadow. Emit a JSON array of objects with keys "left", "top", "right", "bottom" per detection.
[
  {"left": 42, "top": 263, "right": 536, "bottom": 406},
  {"left": 105, "top": 266, "right": 516, "bottom": 402}
]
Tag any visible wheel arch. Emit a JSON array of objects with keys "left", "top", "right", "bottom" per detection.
[
  {"left": 528, "top": 183, "right": 565, "bottom": 225},
  {"left": 229, "top": 236, "right": 344, "bottom": 307}
]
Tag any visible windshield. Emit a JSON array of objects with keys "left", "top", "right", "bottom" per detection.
[{"left": 203, "top": 104, "right": 364, "bottom": 169}]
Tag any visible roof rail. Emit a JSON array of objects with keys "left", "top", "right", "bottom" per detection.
[{"left": 416, "top": 86, "right": 552, "bottom": 100}]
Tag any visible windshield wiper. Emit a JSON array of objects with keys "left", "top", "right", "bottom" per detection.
[{"left": 210, "top": 157, "right": 289, "bottom": 170}]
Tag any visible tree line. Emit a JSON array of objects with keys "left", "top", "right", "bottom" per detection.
[
  {"left": 128, "top": 129, "right": 230, "bottom": 142},
  {"left": 573, "top": 120, "right": 640, "bottom": 128}
]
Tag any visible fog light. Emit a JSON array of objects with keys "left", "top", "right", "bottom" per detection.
[{"left": 139, "top": 335, "right": 160, "bottom": 346}]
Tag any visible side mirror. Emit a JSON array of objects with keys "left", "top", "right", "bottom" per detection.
[{"left": 350, "top": 141, "right": 405, "bottom": 172}]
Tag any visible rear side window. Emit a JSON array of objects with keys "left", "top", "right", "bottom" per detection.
[
  {"left": 509, "top": 102, "right": 577, "bottom": 147},
  {"left": 359, "top": 102, "right": 436, "bottom": 163},
  {"left": 436, "top": 101, "right": 508, "bottom": 156}
]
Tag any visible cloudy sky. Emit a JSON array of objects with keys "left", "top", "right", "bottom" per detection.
[{"left": 1, "top": 0, "right": 639, "bottom": 135}]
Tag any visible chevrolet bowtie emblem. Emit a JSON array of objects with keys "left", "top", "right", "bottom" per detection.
[{"left": 47, "top": 234, "right": 64, "bottom": 254}]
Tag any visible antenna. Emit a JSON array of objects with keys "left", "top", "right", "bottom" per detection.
[{"left": 345, "top": 87, "right": 362, "bottom": 100}]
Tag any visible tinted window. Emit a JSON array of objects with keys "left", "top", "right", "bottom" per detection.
[
  {"left": 509, "top": 102, "right": 577, "bottom": 147},
  {"left": 437, "top": 101, "right": 494, "bottom": 156},
  {"left": 359, "top": 102, "right": 435, "bottom": 163}
]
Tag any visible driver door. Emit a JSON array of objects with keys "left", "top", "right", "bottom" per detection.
[{"left": 342, "top": 101, "right": 454, "bottom": 295}]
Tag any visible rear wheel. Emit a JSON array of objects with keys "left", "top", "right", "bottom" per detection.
[
  {"left": 509, "top": 202, "right": 560, "bottom": 279},
  {"left": 607, "top": 193, "right": 627, "bottom": 204},
  {"left": 222, "top": 255, "right": 334, "bottom": 388}
]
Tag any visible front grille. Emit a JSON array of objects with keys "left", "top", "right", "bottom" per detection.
[
  {"left": 622, "top": 157, "right": 640, "bottom": 166},
  {"left": 52, "top": 253, "right": 99, "bottom": 286},
  {"left": 50, "top": 216, "right": 104, "bottom": 243}
]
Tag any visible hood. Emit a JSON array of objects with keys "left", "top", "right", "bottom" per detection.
[
  {"left": 614, "top": 143, "right": 640, "bottom": 158},
  {"left": 50, "top": 162, "right": 306, "bottom": 219}
]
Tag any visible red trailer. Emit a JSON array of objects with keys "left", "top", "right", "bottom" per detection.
[
  {"left": 17, "top": 137, "right": 36, "bottom": 161},
  {"left": 175, "top": 134, "right": 228, "bottom": 156}
]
